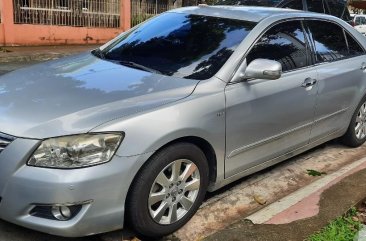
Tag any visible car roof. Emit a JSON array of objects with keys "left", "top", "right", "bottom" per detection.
[{"left": 169, "top": 5, "right": 329, "bottom": 22}]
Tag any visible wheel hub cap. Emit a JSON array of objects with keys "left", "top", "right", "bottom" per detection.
[
  {"left": 170, "top": 187, "right": 178, "bottom": 197},
  {"left": 148, "top": 159, "right": 201, "bottom": 225}
]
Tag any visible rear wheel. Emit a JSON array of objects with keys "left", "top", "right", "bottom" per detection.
[
  {"left": 126, "top": 143, "right": 209, "bottom": 239},
  {"left": 341, "top": 96, "right": 366, "bottom": 147}
]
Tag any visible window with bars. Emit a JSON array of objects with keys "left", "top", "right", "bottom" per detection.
[{"left": 13, "top": 0, "right": 120, "bottom": 28}]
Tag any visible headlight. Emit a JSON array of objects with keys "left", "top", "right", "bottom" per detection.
[{"left": 28, "top": 133, "right": 124, "bottom": 169}]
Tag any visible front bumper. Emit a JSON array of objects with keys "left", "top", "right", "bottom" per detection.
[{"left": 0, "top": 137, "right": 151, "bottom": 237}]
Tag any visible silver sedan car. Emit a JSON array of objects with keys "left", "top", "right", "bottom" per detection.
[{"left": 0, "top": 5, "right": 366, "bottom": 239}]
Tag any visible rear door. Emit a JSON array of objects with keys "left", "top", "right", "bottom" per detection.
[{"left": 304, "top": 19, "right": 366, "bottom": 141}]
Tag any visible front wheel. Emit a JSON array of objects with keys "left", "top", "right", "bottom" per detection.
[
  {"left": 341, "top": 96, "right": 366, "bottom": 147},
  {"left": 126, "top": 143, "right": 209, "bottom": 239}
]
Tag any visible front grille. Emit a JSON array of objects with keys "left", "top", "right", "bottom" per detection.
[{"left": 0, "top": 133, "right": 15, "bottom": 154}]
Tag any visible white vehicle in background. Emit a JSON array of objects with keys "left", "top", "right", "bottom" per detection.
[{"left": 352, "top": 14, "right": 366, "bottom": 35}]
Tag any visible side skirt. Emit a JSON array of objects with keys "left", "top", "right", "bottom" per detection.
[{"left": 207, "top": 129, "right": 345, "bottom": 192}]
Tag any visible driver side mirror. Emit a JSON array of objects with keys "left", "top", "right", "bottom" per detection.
[{"left": 232, "top": 58, "right": 282, "bottom": 82}]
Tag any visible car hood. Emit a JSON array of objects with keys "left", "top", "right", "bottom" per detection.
[{"left": 0, "top": 53, "right": 199, "bottom": 139}]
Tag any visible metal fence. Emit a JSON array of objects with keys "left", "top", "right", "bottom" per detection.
[
  {"left": 13, "top": 0, "right": 120, "bottom": 28},
  {"left": 131, "top": 0, "right": 198, "bottom": 26}
]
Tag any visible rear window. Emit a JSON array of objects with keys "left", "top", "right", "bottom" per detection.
[{"left": 99, "top": 13, "right": 256, "bottom": 80}]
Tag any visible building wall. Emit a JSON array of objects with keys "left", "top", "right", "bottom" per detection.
[
  {"left": 0, "top": 0, "right": 131, "bottom": 46},
  {"left": 3, "top": 24, "right": 121, "bottom": 45},
  {"left": 0, "top": 23, "right": 4, "bottom": 44}
]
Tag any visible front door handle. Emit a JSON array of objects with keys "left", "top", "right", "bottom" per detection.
[
  {"left": 361, "top": 62, "right": 366, "bottom": 70},
  {"left": 301, "top": 78, "right": 317, "bottom": 88}
]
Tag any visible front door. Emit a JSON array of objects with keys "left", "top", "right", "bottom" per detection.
[{"left": 225, "top": 20, "right": 318, "bottom": 178}]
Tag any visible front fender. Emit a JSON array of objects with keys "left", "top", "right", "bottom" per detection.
[{"left": 91, "top": 78, "right": 227, "bottom": 183}]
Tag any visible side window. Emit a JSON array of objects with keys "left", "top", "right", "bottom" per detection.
[
  {"left": 345, "top": 32, "right": 365, "bottom": 56},
  {"left": 246, "top": 21, "right": 308, "bottom": 72},
  {"left": 306, "top": 20, "right": 348, "bottom": 62}
]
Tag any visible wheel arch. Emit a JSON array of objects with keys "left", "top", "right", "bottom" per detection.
[
  {"left": 129, "top": 135, "right": 218, "bottom": 191},
  {"left": 166, "top": 136, "right": 218, "bottom": 184},
  {"left": 124, "top": 136, "right": 218, "bottom": 228}
]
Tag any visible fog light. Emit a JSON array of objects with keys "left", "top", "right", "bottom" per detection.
[
  {"left": 52, "top": 206, "right": 72, "bottom": 221},
  {"left": 30, "top": 202, "right": 87, "bottom": 221}
]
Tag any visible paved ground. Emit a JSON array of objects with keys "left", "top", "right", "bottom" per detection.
[
  {"left": 205, "top": 163, "right": 366, "bottom": 241},
  {"left": 0, "top": 45, "right": 97, "bottom": 76},
  {"left": 1, "top": 48, "right": 366, "bottom": 241},
  {"left": 169, "top": 141, "right": 366, "bottom": 241},
  {"left": 0, "top": 45, "right": 99, "bottom": 63}
]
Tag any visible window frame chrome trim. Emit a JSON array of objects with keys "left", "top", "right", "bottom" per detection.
[{"left": 229, "top": 16, "right": 366, "bottom": 84}]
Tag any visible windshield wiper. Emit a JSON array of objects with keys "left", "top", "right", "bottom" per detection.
[
  {"left": 91, "top": 48, "right": 105, "bottom": 59},
  {"left": 113, "top": 60, "right": 162, "bottom": 74}
]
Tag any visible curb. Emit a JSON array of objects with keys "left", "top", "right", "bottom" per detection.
[
  {"left": 247, "top": 156, "right": 366, "bottom": 225},
  {"left": 204, "top": 159, "right": 366, "bottom": 241}
]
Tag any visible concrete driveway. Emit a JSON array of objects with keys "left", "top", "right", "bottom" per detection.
[{"left": 1, "top": 61, "right": 366, "bottom": 241}]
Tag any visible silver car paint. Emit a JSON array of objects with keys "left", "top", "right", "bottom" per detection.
[
  {"left": 0, "top": 53, "right": 199, "bottom": 138},
  {"left": 224, "top": 67, "right": 318, "bottom": 177},
  {"left": 0, "top": 6, "right": 366, "bottom": 237},
  {"left": 0, "top": 139, "right": 153, "bottom": 236},
  {"left": 310, "top": 55, "right": 366, "bottom": 141}
]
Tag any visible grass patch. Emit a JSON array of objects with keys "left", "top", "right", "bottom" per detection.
[
  {"left": 0, "top": 47, "right": 11, "bottom": 53},
  {"left": 307, "top": 169, "right": 327, "bottom": 176},
  {"left": 307, "top": 208, "right": 362, "bottom": 241}
]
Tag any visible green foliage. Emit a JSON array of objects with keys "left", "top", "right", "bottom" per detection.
[
  {"left": 307, "top": 209, "right": 362, "bottom": 241},
  {"left": 131, "top": 14, "right": 155, "bottom": 27},
  {"left": 0, "top": 47, "right": 10, "bottom": 53},
  {"left": 307, "top": 169, "right": 327, "bottom": 176}
]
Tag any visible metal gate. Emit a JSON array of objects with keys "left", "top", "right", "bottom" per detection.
[
  {"left": 131, "top": 0, "right": 198, "bottom": 26},
  {"left": 13, "top": 0, "right": 120, "bottom": 28}
]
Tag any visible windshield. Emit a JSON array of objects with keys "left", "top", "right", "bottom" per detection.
[{"left": 97, "top": 12, "right": 256, "bottom": 80}]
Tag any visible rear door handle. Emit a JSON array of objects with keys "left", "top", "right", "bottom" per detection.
[
  {"left": 301, "top": 78, "right": 317, "bottom": 88},
  {"left": 361, "top": 62, "right": 366, "bottom": 70}
]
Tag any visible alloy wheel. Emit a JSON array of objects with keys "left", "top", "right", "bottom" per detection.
[
  {"left": 355, "top": 101, "right": 366, "bottom": 139},
  {"left": 148, "top": 159, "right": 200, "bottom": 225}
]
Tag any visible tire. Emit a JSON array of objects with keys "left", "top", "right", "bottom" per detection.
[
  {"left": 341, "top": 95, "right": 366, "bottom": 147},
  {"left": 126, "top": 142, "right": 209, "bottom": 239}
]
